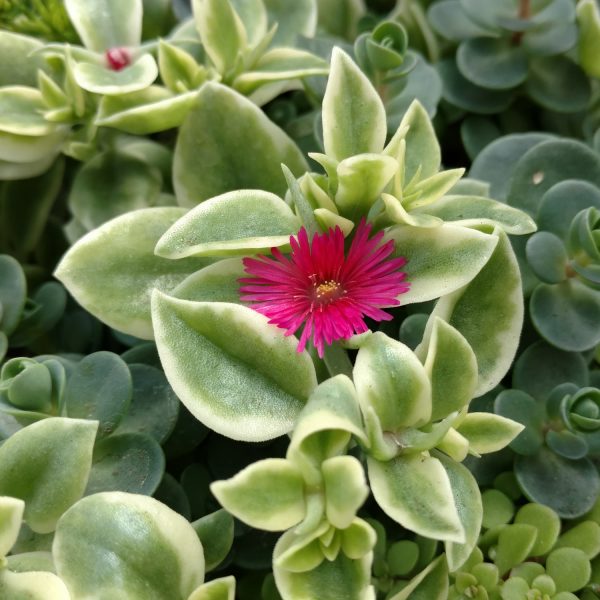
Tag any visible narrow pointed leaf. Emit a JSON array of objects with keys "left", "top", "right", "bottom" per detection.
[{"left": 322, "top": 47, "right": 386, "bottom": 161}]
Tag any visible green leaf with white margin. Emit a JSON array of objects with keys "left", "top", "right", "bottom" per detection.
[
  {"left": 0, "top": 32, "right": 44, "bottom": 87},
  {"left": 192, "top": 510, "right": 234, "bottom": 572},
  {"left": 419, "top": 317, "right": 478, "bottom": 421},
  {"left": 577, "top": 0, "right": 600, "bottom": 78},
  {"left": 414, "top": 195, "right": 537, "bottom": 234},
  {"left": 423, "top": 227, "right": 523, "bottom": 396},
  {"left": 0, "top": 154, "right": 58, "bottom": 181},
  {"left": 0, "top": 496, "right": 24, "bottom": 557},
  {"left": 155, "top": 190, "right": 300, "bottom": 259},
  {"left": 456, "top": 413, "right": 525, "bottom": 454},
  {"left": 233, "top": 47, "right": 329, "bottom": 94},
  {"left": 152, "top": 293, "right": 317, "bottom": 441},
  {"left": 0, "top": 87, "right": 56, "bottom": 136},
  {"left": 403, "top": 169, "right": 465, "bottom": 211},
  {"left": 436, "top": 452, "right": 482, "bottom": 573},
  {"left": 322, "top": 47, "right": 386, "bottom": 161},
  {"left": 334, "top": 154, "right": 397, "bottom": 220},
  {"left": 286, "top": 375, "right": 368, "bottom": 486},
  {"left": 386, "top": 99, "right": 440, "bottom": 184},
  {"left": 322, "top": 456, "right": 369, "bottom": 529},
  {"left": 367, "top": 453, "right": 465, "bottom": 542},
  {"left": 388, "top": 554, "right": 449, "bottom": 600},
  {"left": 158, "top": 40, "right": 207, "bottom": 93},
  {"left": 263, "top": 0, "right": 317, "bottom": 46},
  {"left": 354, "top": 332, "right": 432, "bottom": 431},
  {"left": 173, "top": 258, "right": 246, "bottom": 304},
  {"left": 174, "top": 82, "right": 308, "bottom": 206},
  {"left": 0, "top": 418, "right": 98, "bottom": 534},
  {"left": 0, "top": 569, "right": 70, "bottom": 600},
  {"left": 54, "top": 207, "right": 211, "bottom": 340},
  {"left": 230, "top": 0, "right": 267, "bottom": 45},
  {"left": 188, "top": 576, "right": 235, "bottom": 600},
  {"left": 211, "top": 459, "right": 305, "bottom": 531},
  {"left": 0, "top": 254, "right": 26, "bottom": 336},
  {"left": 53, "top": 492, "right": 205, "bottom": 600},
  {"left": 274, "top": 520, "right": 329, "bottom": 573},
  {"left": 96, "top": 87, "right": 198, "bottom": 135},
  {"left": 192, "top": 0, "right": 247, "bottom": 75},
  {"left": 274, "top": 535, "right": 375, "bottom": 600},
  {"left": 73, "top": 54, "right": 158, "bottom": 95},
  {"left": 64, "top": 0, "right": 142, "bottom": 52},
  {"left": 385, "top": 223, "right": 498, "bottom": 304}
]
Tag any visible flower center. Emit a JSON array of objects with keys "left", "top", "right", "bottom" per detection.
[
  {"left": 106, "top": 47, "right": 131, "bottom": 71},
  {"left": 312, "top": 278, "right": 345, "bottom": 306}
]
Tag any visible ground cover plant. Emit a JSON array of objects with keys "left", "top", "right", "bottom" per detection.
[{"left": 1, "top": 0, "right": 600, "bottom": 598}]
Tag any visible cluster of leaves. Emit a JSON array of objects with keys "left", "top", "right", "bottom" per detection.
[{"left": 1, "top": 0, "right": 600, "bottom": 599}]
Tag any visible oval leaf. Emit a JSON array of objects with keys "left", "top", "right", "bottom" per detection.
[
  {"left": 54, "top": 207, "right": 211, "bottom": 340},
  {"left": 211, "top": 458, "right": 305, "bottom": 531},
  {"left": 0, "top": 418, "right": 98, "bottom": 533},
  {"left": 173, "top": 82, "right": 307, "bottom": 206},
  {"left": 155, "top": 190, "right": 300, "bottom": 259},
  {"left": 53, "top": 491, "right": 205, "bottom": 599},
  {"left": 385, "top": 223, "right": 498, "bottom": 304},
  {"left": 152, "top": 292, "right": 317, "bottom": 441},
  {"left": 368, "top": 453, "right": 465, "bottom": 543}
]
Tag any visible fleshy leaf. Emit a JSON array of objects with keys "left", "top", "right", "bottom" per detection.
[
  {"left": 0, "top": 496, "right": 24, "bottom": 557},
  {"left": 388, "top": 554, "right": 449, "bottom": 600},
  {"left": 286, "top": 375, "right": 368, "bottom": 486},
  {"left": 192, "top": 510, "right": 234, "bottom": 572},
  {"left": 53, "top": 492, "right": 205, "bottom": 599},
  {"left": 64, "top": 0, "right": 143, "bottom": 51},
  {"left": 0, "top": 569, "right": 70, "bottom": 600},
  {"left": 437, "top": 452, "right": 482, "bottom": 572},
  {"left": 73, "top": 54, "right": 158, "bottom": 95},
  {"left": 386, "top": 99, "right": 440, "bottom": 182},
  {"left": 417, "top": 195, "right": 537, "bottom": 234},
  {"left": 210, "top": 459, "right": 305, "bottom": 531},
  {"left": 173, "top": 83, "right": 307, "bottom": 206},
  {"left": 354, "top": 332, "right": 432, "bottom": 431},
  {"left": 0, "top": 418, "right": 98, "bottom": 533},
  {"left": 96, "top": 87, "right": 198, "bottom": 135},
  {"left": 322, "top": 456, "right": 369, "bottom": 530},
  {"left": 233, "top": 47, "right": 329, "bottom": 95},
  {"left": 0, "top": 254, "right": 26, "bottom": 336},
  {"left": 173, "top": 259, "right": 246, "bottom": 305},
  {"left": 54, "top": 207, "right": 211, "bottom": 340},
  {"left": 152, "top": 293, "right": 317, "bottom": 441},
  {"left": 368, "top": 453, "right": 465, "bottom": 542},
  {"left": 457, "top": 413, "right": 524, "bottom": 454},
  {"left": 193, "top": 0, "right": 247, "bottom": 75},
  {"left": 155, "top": 190, "right": 300, "bottom": 258},
  {"left": 188, "top": 576, "right": 236, "bottom": 600},
  {"left": 385, "top": 223, "right": 498, "bottom": 304},
  {"left": 322, "top": 47, "right": 386, "bottom": 161},
  {"left": 424, "top": 228, "right": 523, "bottom": 396},
  {"left": 274, "top": 532, "right": 374, "bottom": 600},
  {"left": 334, "top": 154, "right": 397, "bottom": 220},
  {"left": 420, "top": 317, "right": 478, "bottom": 421}
]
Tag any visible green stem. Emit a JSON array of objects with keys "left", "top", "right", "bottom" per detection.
[{"left": 323, "top": 342, "right": 353, "bottom": 378}]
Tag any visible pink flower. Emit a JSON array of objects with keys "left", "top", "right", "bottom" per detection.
[{"left": 239, "top": 220, "right": 410, "bottom": 357}]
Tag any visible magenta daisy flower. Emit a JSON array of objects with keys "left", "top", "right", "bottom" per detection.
[{"left": 239, "top": 220, "right": 410, "bottom": 357}]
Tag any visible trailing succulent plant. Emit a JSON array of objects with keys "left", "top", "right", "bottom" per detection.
[{"left": 1, "top": 0, "right": 600, "bottom": 599}]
